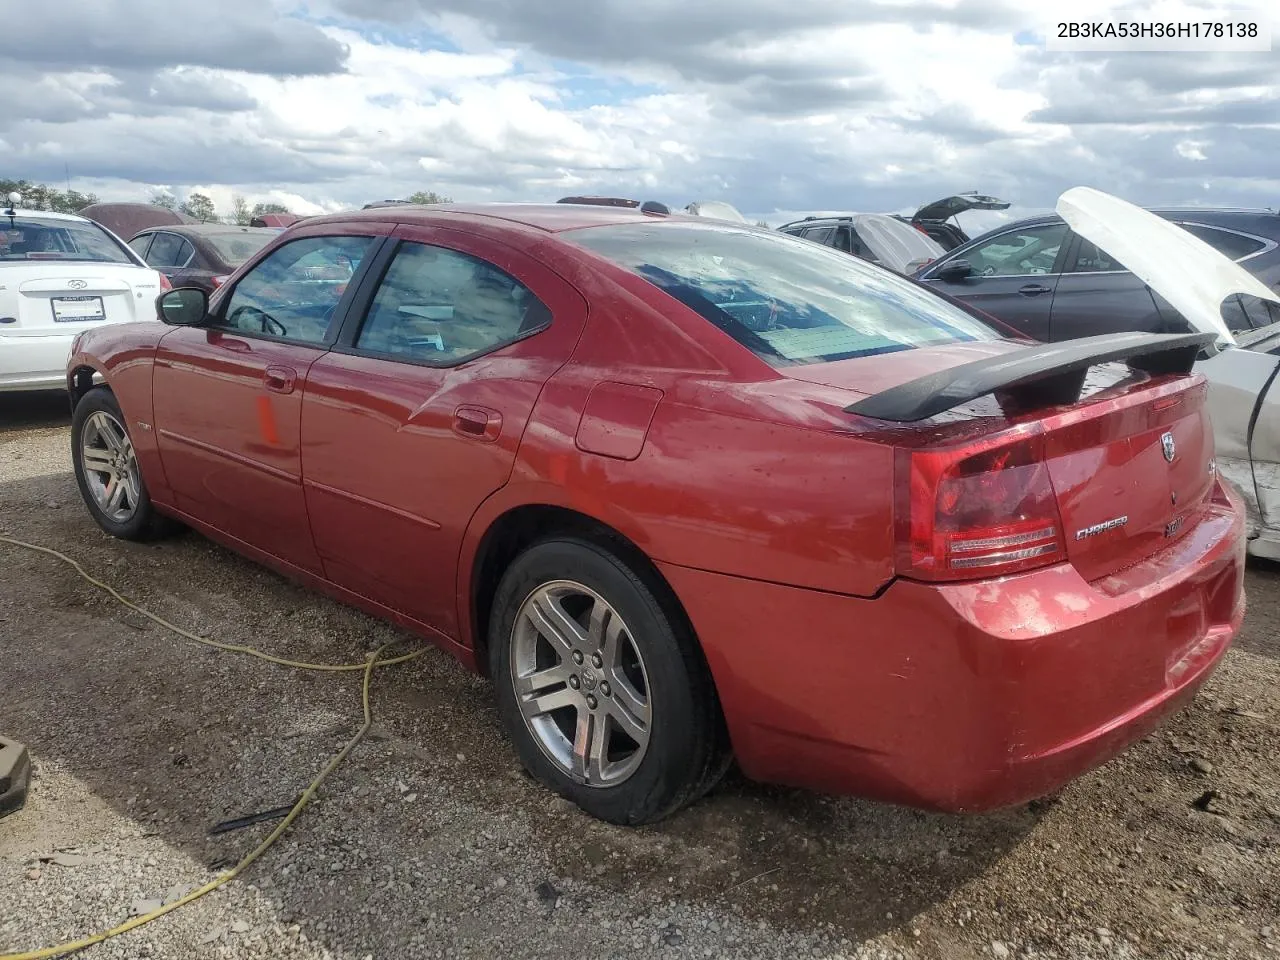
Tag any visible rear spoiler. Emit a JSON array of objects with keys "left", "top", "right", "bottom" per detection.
[{"left": 844, "top": 331, "right": 1217, "bottom": 423}]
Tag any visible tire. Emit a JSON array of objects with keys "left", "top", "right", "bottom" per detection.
[
  {"left": 489, "top": 536, "right": 728, "bottom": 825},
  {"left": 71, "top": 387, "right": 178, "bottom": 541}
]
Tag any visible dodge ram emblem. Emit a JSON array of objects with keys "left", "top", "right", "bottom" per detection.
[{"left": 1161, "top": 432, "right": 1176, "bottom": 463}]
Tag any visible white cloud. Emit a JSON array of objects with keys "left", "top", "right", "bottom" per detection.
[{"left": 0, "top": 0, "right": 1275, "bottom": 221}]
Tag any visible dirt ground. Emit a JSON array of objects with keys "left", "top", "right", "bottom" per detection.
[{"left": 1, "top": 390, "right": 1277, "bottom": 960}]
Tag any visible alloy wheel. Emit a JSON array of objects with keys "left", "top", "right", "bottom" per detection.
[
  {"left": 80, "top": 411, "right": 141, "bottom": 524},
  {"left": 510, "top": 580, "right": 652, "bottom": 786}
]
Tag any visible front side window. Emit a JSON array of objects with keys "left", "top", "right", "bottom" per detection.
[
  {"left": 128, "top": 235, "right": 152, "bottom": 258},
  {"left": 217, "top": 235, "right": 373, "bottom": 343},
  {"left": 568, "top": 222, "right": 997, "bottom": 366},
  {"left": 962, "top": 224, "right": 1068, "bottom": 277},
  {"left": 801, "top": 225, "right": 835, "bottom": 245},
  {"left": 355, "top": 242, "right": 551, "bottom": 365},
  {"left": 0, "top": 217, "right": 134, "bottom": 264}
]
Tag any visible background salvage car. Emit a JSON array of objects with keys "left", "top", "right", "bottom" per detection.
[
  {"left": 0, "top": 194, "right": 167, "bottom": 392},
  {"left": 128, "top": 224, "right": 281, "bottom": 294},
  {"left": 68, "top": 202, "right": 1242, "bottom": 825},
  {"left": 916, "top": 205, "right": 1280, "bottom": 341},
  {"left": 777, "top": 211, "right": 946, "bottom": 273}
]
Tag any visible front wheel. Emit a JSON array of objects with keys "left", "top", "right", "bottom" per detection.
[
  {"left": 72, "top": 387, "right": 177, "bottom": 541},
  {"left": 489, "top": 537, "right": 728, "bottom": 825}
]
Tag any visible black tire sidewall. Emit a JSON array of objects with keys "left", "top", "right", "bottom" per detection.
[
  {"left": 489, "top": 537, "right": 706, "bottom": 825},
  {"left": 71, "top": 387, "right": 159, "bottom": 541}
]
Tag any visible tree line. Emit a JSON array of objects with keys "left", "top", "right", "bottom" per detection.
[{"left": 2, "top": 179, "right": 453, "bottom": 225}]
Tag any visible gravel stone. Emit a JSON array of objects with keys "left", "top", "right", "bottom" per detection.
[{"left": 2, "top": 394, "right": 1279, "bottom": 960}]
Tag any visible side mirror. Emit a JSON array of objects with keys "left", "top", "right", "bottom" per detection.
[
  {"left": 933, "top": 258, "right": 974, "bottom": 282},
  {"left": 157, "top": 287, "right": 208, "bottom": 326}
]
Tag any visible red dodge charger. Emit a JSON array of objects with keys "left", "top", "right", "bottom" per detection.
[{"left": 66, "top": 203, "right": 1245, "bottom": 824}]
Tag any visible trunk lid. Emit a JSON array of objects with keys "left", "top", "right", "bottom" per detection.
[
  {"left": 1041, "top": 376, "right": 1215, "bottom": 582},
  {"left": 819, "top": 334, "right": 1219, "bottom": 584},
  {"left": 0, "top": 263, "right": 162, "bottom": 337},
  {"left": 912, "top": 193, "right": 1010, "bottom": 223}
]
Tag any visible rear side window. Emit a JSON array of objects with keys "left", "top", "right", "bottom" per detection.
[
  {"left": 800, "top": 226, "right": 835, "bottom": 245},
  {"left": 1066, "top": 238, "right": 1125, "bottom": 273},
  {"left": 0, "top": 217, "right": 134, "bottom": 264},
  {"left": 567, "top": 222, "right": 997, "bottom": 366},
  {"left": 1178, "top": 223, "right": 1267, "bottom": 261},
  {"left": 355, "top": 241, "right": 550, "bottom": 365},
  {"left": 146, "top": 233, "right": 193, "bottom": 268}
]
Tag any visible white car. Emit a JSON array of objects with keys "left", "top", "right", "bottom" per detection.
[
  {"left": 1059, "top": 187, "right": 1280, "bottom": 558},
  {"left": 0, "top": 196, "right": 167, "bottom": 392}
]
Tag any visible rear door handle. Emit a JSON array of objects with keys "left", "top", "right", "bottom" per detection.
[
  {"left": 453, "top": 405, "right": 502, "bottom": 442},
  {"left": 264, "top": 364, "right": 297, "bottom": 395},
  {"left": 1018, "top": 283, "right": 1052, "bottom": 296}
]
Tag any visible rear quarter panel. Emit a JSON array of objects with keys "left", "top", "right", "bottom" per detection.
[{"left": 455, "top": 256, "right": 898, "bottom": 649}]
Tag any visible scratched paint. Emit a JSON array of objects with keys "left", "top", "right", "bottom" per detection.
[{"left": 256, "top": 394, "right": 280, "bottom": 446}]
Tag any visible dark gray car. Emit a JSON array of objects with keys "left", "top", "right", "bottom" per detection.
[{"left": 915, "top": 208, "right": 1280, "bottom": 341}]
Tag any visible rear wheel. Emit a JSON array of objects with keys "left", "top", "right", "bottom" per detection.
[
  {"left": 72, "top": 387, "right": 177, "bottom": 541},
  {"left": 489, "top": 537, "right": 728, "bottom": 824}
]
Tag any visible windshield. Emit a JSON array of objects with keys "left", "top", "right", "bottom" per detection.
[
  {"left": 567, "top": 222, "right": 998, "bottom": 365},
  {"left": 205, "top": 231, "right": 278, "bottom": 267},
  {"left": 0, "top": 216, "right": 134, "bottom": 264}
]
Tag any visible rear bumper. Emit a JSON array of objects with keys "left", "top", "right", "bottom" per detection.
[
  {"left": 0, "top": 331, "right": 75, "bottom": 391},
  {"left": 660, "top": 482, "right": 1245, "bottom": 812}
]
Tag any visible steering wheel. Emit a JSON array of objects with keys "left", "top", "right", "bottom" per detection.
[{"left": 229, "top": 305, "right": 287, "bottom": 338}]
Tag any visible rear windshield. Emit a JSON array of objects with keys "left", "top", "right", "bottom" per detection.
[
  {"left": 205, "top": 231, "right": 278, "bottom": 267},
  {"left": 0, "top": 217, "right": 134, "bottom": 264},
  {"left": 567, "top": 222, "right": 997, "bottom": 365}
]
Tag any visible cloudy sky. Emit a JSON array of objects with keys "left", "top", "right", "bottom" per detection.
[{"left": 0, "top": 0, "right": 1275, "bottom": 227}]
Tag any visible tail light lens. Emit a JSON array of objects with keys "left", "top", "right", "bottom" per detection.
[
  {"left": 211, "top": 275, "right": 231, "bottom": 288},
  {"left": 159, "top": 273, "right": 173, "bottom": 292},
  {"left": 896, "top": 433, "right": 1067, "bottom": 581}
]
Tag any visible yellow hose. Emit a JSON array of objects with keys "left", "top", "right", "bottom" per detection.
[{"left": 0, "top": 534, "right": 425, "bottom": 960}]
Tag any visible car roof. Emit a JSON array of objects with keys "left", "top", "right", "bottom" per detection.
[
  {"left": 300, "top": 202, "right": 691, "bottom": 234},
  {"left": 3, "top": 208, "right": 94, "bottom": 223},
  {"left": 983, "top": 207, "right": 1279, "bottom": 230},
  {"left": 138, "top": 224, "right": 279, "bottom": 237}
]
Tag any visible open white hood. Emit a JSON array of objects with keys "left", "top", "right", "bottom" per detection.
[
  {"left": 1056, "top": 186, "right": 1280, "bottom": 348},
  {"left": 851, "top": 213, "right": 946, "bottom": 275}
]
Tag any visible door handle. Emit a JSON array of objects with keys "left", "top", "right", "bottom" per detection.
[
  {"left": 453, "top": 405, "right": 502, "bottom": 442},
  {"left": 1018, "top": 283, "right": 1052, "bottom": 296},
  {"left": 264, "top": 364, "right": 297, "bottom": 395}
]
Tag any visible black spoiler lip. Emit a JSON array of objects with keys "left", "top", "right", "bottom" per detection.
[{"left": 843, "top": 331, "right": 1217, "bottom": 423}]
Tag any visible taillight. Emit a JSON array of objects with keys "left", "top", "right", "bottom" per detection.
[
  {"left": 211, "top": 275, "right": 230, "bottom": 288},
  {"left": 895, "top": 432, "right": 1066, "bottom": 581},
  {"left": 159, "top": 273, "right": 173, "bottom": 292}
]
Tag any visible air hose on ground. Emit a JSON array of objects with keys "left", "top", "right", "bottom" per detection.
[{"left": 0, "top": 534, "right": 425, "bottom": 960}]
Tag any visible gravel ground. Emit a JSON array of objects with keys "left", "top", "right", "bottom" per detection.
[{"left": 1, "top": 390, "right": 1278, "bottom": 960}]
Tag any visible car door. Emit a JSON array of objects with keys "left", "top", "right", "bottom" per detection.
[
  {"left": 919, "top": 222, "right": 1069, "bottom": 340},
  {"left": 1047, "top": 234, "right": 1167, "bottom": 340},
  {"left": 300, "top": 224, "right": 589, "bottom": 637},
  {"left": 151, "top": 228, "right": 389, "bottom": 573}
]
